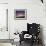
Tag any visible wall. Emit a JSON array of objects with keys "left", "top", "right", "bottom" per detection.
[
  {"left": 9, "top": 0, "right": 42, "bottom": 33},
  {"left": 0, "top": 0, "right": 8, "bottom": 3},
  {"left": 8, "top": 0, "right": 46, "bottom": 45}
]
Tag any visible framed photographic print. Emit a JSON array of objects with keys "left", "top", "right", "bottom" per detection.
[{"left": 14, "top": 9, "right": 27, "bottom": 20}]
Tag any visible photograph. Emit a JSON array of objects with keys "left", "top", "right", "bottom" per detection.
[{"left": 14, "top": 9, "right": 27, "bottom": 20}]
